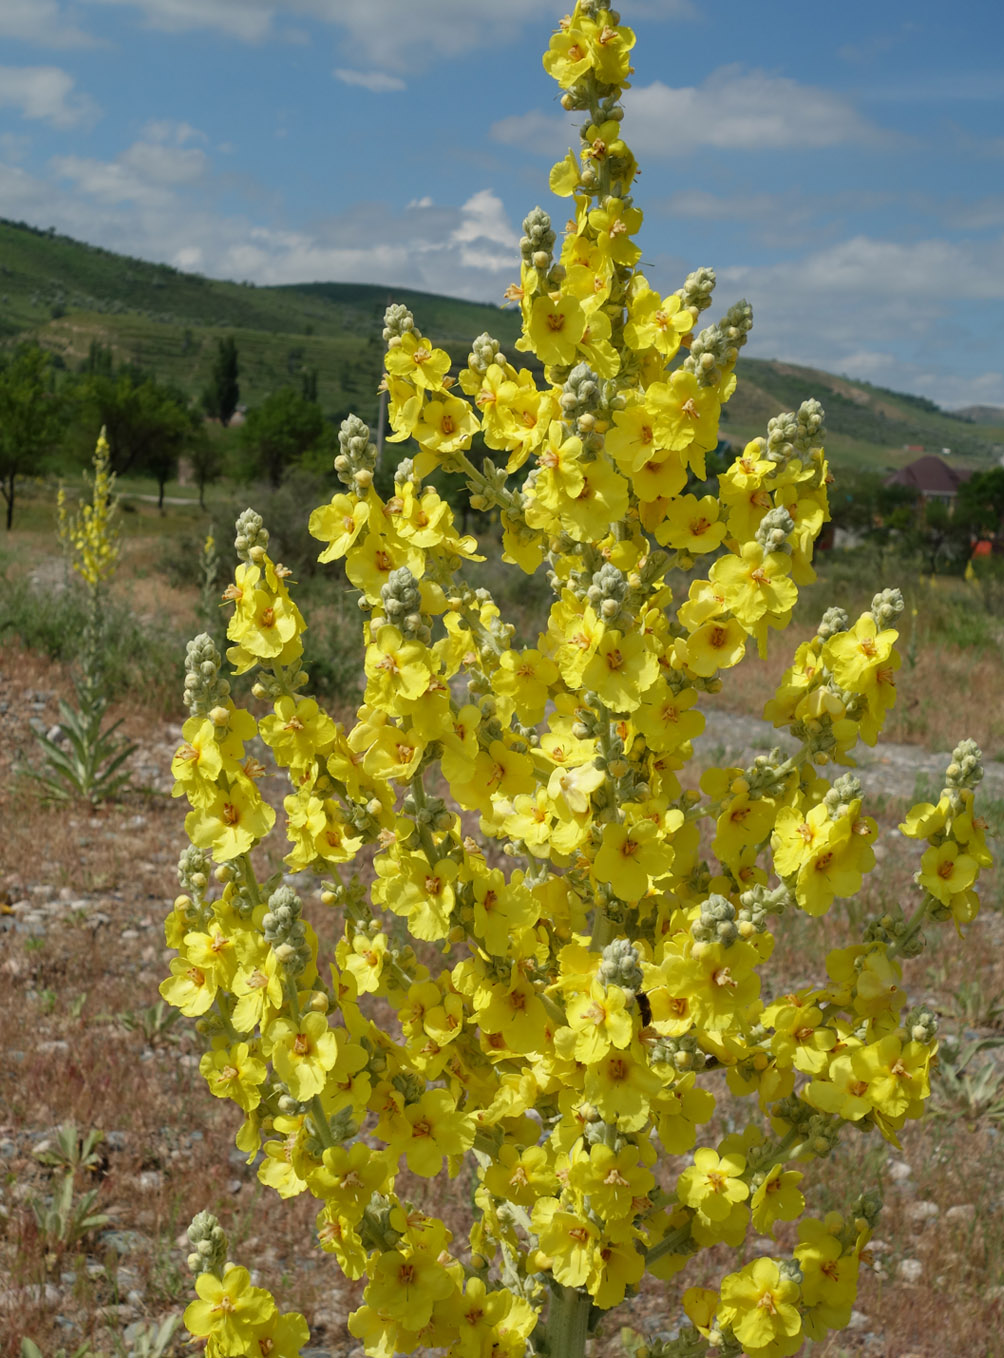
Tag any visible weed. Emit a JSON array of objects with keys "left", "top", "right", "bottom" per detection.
[
  {"left": 21, "top": 1341, "right": 92, "bottom": 1358},
  {"left": 932, "top": 1034, "right": 1004, "bottom": 1125},
  {"left": 33, "top": 1123, "right": 107, "bottom": 1178},
  {"left": 114, "top": 1000, "right": 182, "bottom": 1047},
  {"left": 28, "top": 1175, "right": 110, "bottom": 1261}
]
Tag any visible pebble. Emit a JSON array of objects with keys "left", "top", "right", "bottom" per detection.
[
  {"left": 896, "top": 1258, "right": 924, "bottom": 1283},
  {"left": 0, "top": 1282, "right": 61, "bottom": 1306},
  {"left": 905, "top": 1199, "right": 940, "bottom": 1225},
  {"left": 945, "top": 1203, "right": 976, "bottom": 1225},
  {"left": 99, "top": 1228, "right": 152, "bottom": 1256},
  {"left": 888, "top": 1158, "right": 913, "bottom": 1182}
]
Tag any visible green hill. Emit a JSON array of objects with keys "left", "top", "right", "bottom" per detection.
[{"left": 2, "top": 216, "right": 1001, "bottom": 470}]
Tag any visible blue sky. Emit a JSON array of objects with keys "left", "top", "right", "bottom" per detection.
[{"left": 1, "top": 0, "right": 1002, "bottom": 410}]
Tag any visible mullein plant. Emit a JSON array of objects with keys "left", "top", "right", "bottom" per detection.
[
  {"left": 30, "top": 430, "right": 136, "bottom": 803},
  {"left": 162, "top": 6, "right": 992, "bottom": 1357}
]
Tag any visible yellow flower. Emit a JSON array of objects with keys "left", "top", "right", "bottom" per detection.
[
  {"left": 526, "top": 293, "right": 586, "bottom": 367},
  {"left": 200, "top": 1042, "right": 267, "bottom": 1112},
  {"left": 384, "top": 329, "right": 451, "bottom": 391},
  {"left": 623, "top": 284, "right": 693, "bottom": 359},
  {"left": 184, "top": 1266, "right": 276, "bottom": 1356},
  {"left": 677, "top": 1147, "right": 748, "bottom": 1222},
  {"left": 365, "top": 1246, "right": 455, "bottom": 1332},
  {"left": 265, "top": 1012, "right": 339, "bottom": 1101},
  {"left": 719, "top": 1257, "right": 802, "bottom": 1353},
  {"left": 309, "top": 492, "right": 370, "bottom": 562},
  {"left": 185, "top": 776, "right": 275, "bottom": 862},
  {"left": 581, "top": 629, "right": 659, "bottom": 712}
]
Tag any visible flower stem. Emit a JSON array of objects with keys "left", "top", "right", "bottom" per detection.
[{"left": 546, "top": 1285, "right": 592, "bottom": 1358}]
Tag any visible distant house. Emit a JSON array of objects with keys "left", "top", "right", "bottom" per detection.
[{"left": 884, "top": 454, "right": 972, "bottom": 504}]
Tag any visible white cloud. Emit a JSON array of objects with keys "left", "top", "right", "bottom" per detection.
[
  {"left": 141, "top": 118, "right": 206, "bottom": 145},
  {"left": 50, "top": 137, "right": 207, "bottom": 204},
  {"left": 6, "top": 143, "right": 522, "bottom": 301},
  {"left": 449, "top": 188, "right": 520, "bottom": 273},
  {"left": 490, "top": 109, "right": 579, "bottom": 157},
  {"left": 626, "top": 68, "right": 887, "bottom": 156},
  {"left": 936, "top": 196, "right": 1004, "bottom": 232},
  {"left": 0, "top": 65, "right": 99, "bottom": 128},
  {"left": 333, "top": 68, "right": 405, "bottom": 93},
  {"left": 491, "top": 69, "right": 886, "bottom": 162},
  {"left": 119, "top": 141, "right": 208, "bottom": 184},
  {"left": 0, "top": 0, "right": 96, "bottom": 47},
  {"left": 708, "top": 232, "right": 1004, "bottom": 408},
  {"left": 725, "top": 234, "right": 1004, "bottom": 307},
  {"left": 85, "top": 0, "right": 274, "bottom": 40},
  {"left": 83, "top": 0, "right": 692, "bottom": 66},
  {"left": 0, "top": 131, "right": 31, "bottom": 163}
]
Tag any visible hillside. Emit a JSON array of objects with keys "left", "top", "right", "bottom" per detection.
[
  {"left": 2, "top": 217, "right": 1001, "bottom": 470},
  {"left": 955, "top": 404, "right": 1004, "bottom": 426}
]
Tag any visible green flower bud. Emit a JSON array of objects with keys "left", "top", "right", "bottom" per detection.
[
  {"left": 468, "top": 332, "right": 507, "bottom": 375},
  {"left": 520, "top": 207, "right": 556, "bottom": 268},
  {"left": 234, "top": 508, "right": 269, "bottom": 563},
  {"left": 382, "top": 303, "right": 415, "bottom": 341},
  {"left": 944, "top": 738, "right": 984, "bottom": 793},
  {"left": 676, "top": 266, "right": 716, "bottom": 316},
  {"left": 182, "top": 633, "right": 231, "bottom": 717},
  {"left": 755, "top": 506, "right": 795, "bottom": 553},
  {"left": 824, "top": 773, "right": 862, "bottom": 819},
  {"left": 597, "top": 937, "right": 644, "bottom": 993},
  {"left": 186, "top": 1210, "right": 228, "bottom": 1277},
  {"left": 817, "top": 606, "right": 849, "bottom": 641},
  {"left": 693, "top": 893, "right": 738, "bottom": 948},
  {"left": 683, "top": 299, "right": 754, "bottom": 387},
  {"left": 870, "top": 588, "right": 904, "bottom": 630}
]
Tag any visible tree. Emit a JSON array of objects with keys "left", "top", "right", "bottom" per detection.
[
  {"left": 0, "top": 344, "right": 65, "bottom": 529},
  {"left": 956, "top": 466, "right": 1004, "bottom": 536},
  {"left": 238, "top": 388, "right": 333, "bottom": 487},
  {"left": 188, "top": 424, "right": 225, "bottom": 510},
  {"left": 204, "top": 336, "right": 240, "bottom": 427},
  {"left": 73, "top": 370, "right": 196, "bottom": 509}
]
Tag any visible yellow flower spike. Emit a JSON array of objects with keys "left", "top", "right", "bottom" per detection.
[{"left": 159, "top": 10, "right": 991, "bottom": 1358}]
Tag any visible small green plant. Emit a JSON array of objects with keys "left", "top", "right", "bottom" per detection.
[
  {"left": 30, "top": 694, "right": 136, "bottom": 804},
  {"left": 118, "top": 1315, "right": 182, "bottom": 1358},
  {"left": 33, "top": 1122, "right": 106, "bottom": 1177},
  {"left": 30, "top": 1172, "right": 110, "bottom": 1256},
  {"left": 946, "top": 979, "right": 1004, "bottom": 1030},
  {"left": 116, "top": 999, "right": 182, "bottom": 1046},
  {"left": 932, "top": 1033, "right": 1004, "bottom": 1125},
  {"left": 21, "top": 1340, "right": 92, "bottom": 1358},
  {"left": 28, "top": 1123, "right": 111, "bottom": 1264}
]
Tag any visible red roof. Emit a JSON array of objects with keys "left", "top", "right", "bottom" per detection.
[{"left": 885, "top": 455, "right": 972, "bottom": 495}]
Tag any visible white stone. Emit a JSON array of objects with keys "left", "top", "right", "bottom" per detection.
[
  {"left": 945, "top": 1203, "right": 976, "bottom": 1225},
  {"left": 905, "top": 1199, "right": 940, "bottom": 1225},
  {"left": 896, "top": 1257, "right": 924, "bottom": 1284}
]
